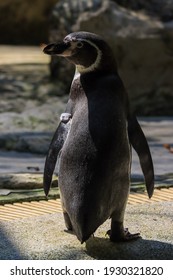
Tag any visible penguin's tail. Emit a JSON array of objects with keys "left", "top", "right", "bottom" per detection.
[
  {"left": 128, "top": 115, "right": 154, "bottom": 198},
  {"left": 70, "top": 222, "right": 95, "bottom": 244},
  {"left": 67, "top": 207, "right": 102, "bottom": 243}
]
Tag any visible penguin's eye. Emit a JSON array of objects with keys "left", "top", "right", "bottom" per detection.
[{"left": 76, "top": 42, "right": 83, "bottom": 48}]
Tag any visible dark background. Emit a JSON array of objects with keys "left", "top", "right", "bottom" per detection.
[{"left": 0, "top": 0, "right": 57, "bottom": 45}]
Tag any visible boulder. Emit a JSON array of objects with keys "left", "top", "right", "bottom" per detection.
[
  {"left": 49, "top": 0, "right": 173, "bottom": 115},
  {"left": 115, "top": 0, "right": 173, "bottom": 21}
]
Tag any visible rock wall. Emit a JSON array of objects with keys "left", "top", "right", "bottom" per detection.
[{"left": 49, "top": 0, "right": 173, "bottom": 115}]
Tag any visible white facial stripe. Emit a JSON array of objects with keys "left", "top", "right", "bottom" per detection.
[
  {"left": 72, "top": 68, "right": 80, "bottom": 82},
  {"left": 76, "top": 39, "right": 102, "bottom": 74}
]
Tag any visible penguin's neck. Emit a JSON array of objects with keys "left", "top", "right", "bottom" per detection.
[{"left": 72, "top": 68, "right": 81, "bottom": 82}]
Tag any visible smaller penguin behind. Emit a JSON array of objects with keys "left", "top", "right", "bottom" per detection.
[{"left": 43, "top": 32, "right": 154, "bottom": 243}]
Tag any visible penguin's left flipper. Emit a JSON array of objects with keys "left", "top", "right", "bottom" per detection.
[
  {"left": 128, "top": 116, "right": 154, "bottom": 198},
  {"left": 43, "top": 118, "right": 71, "bottom": 196}
]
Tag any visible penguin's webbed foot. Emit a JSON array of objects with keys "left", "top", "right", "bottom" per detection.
[
  {"left": 107, "top": 221, "right": 141, "bottom": 242},
  {"left": 106, "top": 228, "right": 140, "bottom": 242},
  {"left": 122, "top": 228, "right": 141, "bottom": 241},
  {"left": 64, "top": 229, "right": 75, "bottom": 236}
]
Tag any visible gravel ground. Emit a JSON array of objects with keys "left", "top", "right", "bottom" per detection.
[{"left": 0, "top": 201, "right": 172, "bottom": 260}]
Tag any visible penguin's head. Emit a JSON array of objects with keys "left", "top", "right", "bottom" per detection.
[{"left": 43, "top": 31, "right": 117, "bottom": 74}]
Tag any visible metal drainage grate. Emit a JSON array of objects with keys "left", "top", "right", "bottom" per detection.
[{"left": 0, "top": 188, "right": 173, "bottom": 221}]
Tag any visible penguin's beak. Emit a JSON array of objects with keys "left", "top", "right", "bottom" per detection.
[{"left": 43, "top": 42, "right": 71, "bottom": 56}]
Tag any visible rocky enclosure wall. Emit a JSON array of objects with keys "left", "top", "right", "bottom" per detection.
[{"left": 49, "top": 0, "right": 173, "bottom": 116}]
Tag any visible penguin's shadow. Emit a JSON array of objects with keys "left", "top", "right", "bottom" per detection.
[{"left": 85, "top": 237, "right": 173, "bottom": 260}]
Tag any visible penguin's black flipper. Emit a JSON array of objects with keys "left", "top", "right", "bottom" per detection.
[
  {"left": 128, "top": 116, "right": 154, "bottom": 198},
  {"left": 43, "top": 121, "right": 71, "bottom": 196}
]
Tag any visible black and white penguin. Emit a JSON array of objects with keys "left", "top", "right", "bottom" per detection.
[{"left": 43, "top": 31, "right": 154, "bottom": 243}]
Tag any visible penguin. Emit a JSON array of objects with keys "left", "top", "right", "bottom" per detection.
[{"left": 43, "top": 31, "right": 154, "bottom": 243}]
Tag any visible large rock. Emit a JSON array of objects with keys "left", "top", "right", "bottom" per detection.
[
  {"left": 49, "top": 0, "right": 173, "bottom": 115},
  {"left": 115, "top": 0, "right": 173, "bottom": 21}
]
